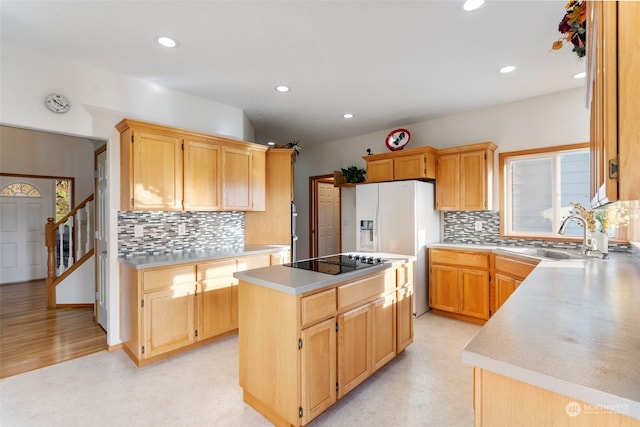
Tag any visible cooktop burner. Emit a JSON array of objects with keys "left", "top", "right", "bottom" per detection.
[{"left": 284, "top": 254, "right": 384, "bottom": 275}]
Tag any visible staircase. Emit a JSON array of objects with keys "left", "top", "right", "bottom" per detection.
[{"left": 45, "top": 195, "right": 94, "bottom": 308}]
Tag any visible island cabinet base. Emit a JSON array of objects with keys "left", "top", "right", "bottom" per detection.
[
  {"left": 473, "top": 369, "right": 640, "bottom": 427},
  {"left": 238, "top": 262, "right": 414, "bottom": 426}
]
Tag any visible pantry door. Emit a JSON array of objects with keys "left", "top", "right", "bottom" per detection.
[{"left": 0, "top": 177, "right": 54, "bottom": 284}]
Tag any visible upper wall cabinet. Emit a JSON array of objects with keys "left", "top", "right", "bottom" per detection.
[
  {"left": 117, "top": 119, "right": 266, "bottom": 212},
  {"left": 587, "top": 1, "right": 640, "bottom": 206},
  {"left": 245, "top": 149, "right": 294, "bottom": 245},
  {"left": 363, "top": 146, "right": 437, "bottom": 183},
  {"left": 435, "top": 142, "right": 497, "bottom": 211}
]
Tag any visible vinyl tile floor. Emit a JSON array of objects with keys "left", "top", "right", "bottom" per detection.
[{"left": 0, "top": 312, "right": 480, "bottom": 427}]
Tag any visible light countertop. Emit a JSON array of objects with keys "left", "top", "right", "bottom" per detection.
[
  {"left": 118, "top": 244, "right": 289, "bottom": 269},
  {"left": 233, "top": 253, "right": 415, "bottom": 296},
  {"left": 449, "top": 245, "right": 640, "bottom": 419}
]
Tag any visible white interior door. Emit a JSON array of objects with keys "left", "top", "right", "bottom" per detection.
[
  {"left": 96, "top": 150, "right": 108, "bottom": 330},
  {"left": 317, "top": 182, "right": 341, "bottom": 257},
  {"left": 0, "top": 177, "right": 54, "bottom": 284}
]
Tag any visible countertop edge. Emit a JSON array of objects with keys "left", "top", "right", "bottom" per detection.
[{"left": 118, "top": 245, "right": 289, "bottom": 269}]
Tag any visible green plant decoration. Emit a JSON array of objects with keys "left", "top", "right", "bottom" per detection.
[{"left": 341, "top": 166, "right": 366, "bottom": 183}]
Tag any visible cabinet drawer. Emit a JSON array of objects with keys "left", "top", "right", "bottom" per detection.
[
  {"left": 143, "top": 265, "right": 196, "bottom": 292},
  {"left": 494, "top": 255, "right": 538, "bottom": 281},
  {"left": 430, "top": 249, "right": 490, "bottom": 269},
  {"left": 197, "top": 259, "right": 236, "bottom": 281},
  {"left": 338, "top": 273, "right": 386, "bottom": 310},
  {"left": 301, "top": 288, "right": 337, "bottom": 327},
  {"left": 396, "top": 262, "right": 414, "bottom": 287}
]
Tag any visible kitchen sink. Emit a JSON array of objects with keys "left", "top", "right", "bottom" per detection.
[{"left": 498, "top": 247, "right": 593, "bottom": 261}]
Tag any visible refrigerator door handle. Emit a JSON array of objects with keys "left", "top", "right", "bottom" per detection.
[{"left": 375, "top": 189, "right": 381, "bottom": 252}]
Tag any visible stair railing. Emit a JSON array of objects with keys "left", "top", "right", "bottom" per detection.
[{"left": 45, "top": 194, "right": 95, "bottom": 307}]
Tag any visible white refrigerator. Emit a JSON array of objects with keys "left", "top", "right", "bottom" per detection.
[{"left": 355, "top": 180, "right": 439, "bottom": 317}]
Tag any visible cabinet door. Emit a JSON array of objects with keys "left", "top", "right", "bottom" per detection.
[
  {"left": 196, "top": 259, "right": 237, "bottom": 340},
  {"left": 460, "top": 150, "right": 487, "bottom": 210},
  {"left": 222, "top": 146, "right": 252, "bottom": 210},
  {"left": 458, "top": 268, "right": 490, "bottom": 320},
  {"left": 143, "top": 285, "right": 195, "bottom": 358},
  {"left": 301, "top": 317, "right": 337, "bottom": 425},
  {"left": 184, "top": 139, "right": 221, "bottom": 211},
  {"left": 430, "top": 265, "right": 458, "bottom": 313},
  {"left": 366, "top": 159, "right": 393, "bottom": 183},
  {"left": 132, "top": 131, "right": 183, "bottom": 210},
  {"left": 393, "top": 154, "right": 425, "bottom": 180},
  {"left": 250, "top": 148, "right": 266, "bottom": 211},
  {"left": 337, "top": 304, "right": 371, "bottom": 398},
  {"left": 371, "top": 293, "right": 396, "bottom": 373},
  {"left": 396, "top": 284, "right": 413, "bottom": 353},
  {"left": 435, "top": 153, "right": 459, "bottom": 210},
  {"left": 495, "top": 273, "right": 518, "bottom": 312}
]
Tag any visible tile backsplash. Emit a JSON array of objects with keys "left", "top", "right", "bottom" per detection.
[
  {"left": 118, "top": 211, "right": 244, "bottom": 257},
  {"left": 442, "top": 211, "right": 631, "bottom": 253}
]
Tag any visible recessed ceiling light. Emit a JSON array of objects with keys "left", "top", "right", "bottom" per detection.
[
  {"left": 275, "top": 85, "right": 290, "bottom": 93},
  {"left": 156, "top": 36, "right": 177, "bottom": 48},
  {"left": 499, "top": 65, "right": 516, "bottom": 74},
  {"left": 343, "top": 113, "right": 354, "bottom": 119},
  {"left": 267, "top": 141, "right": 276, "bottom": 146},
  {"left": 463, "top": 0, "right": 485, "bottom": 11},
  {"left": 574, "top": 71, "right": 586, "bottom": 79}
]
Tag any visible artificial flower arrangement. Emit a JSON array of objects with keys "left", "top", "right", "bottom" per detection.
[
  {"left": 569, "top": 201, "right": 628, "bottom": 233},
  {"left": 552, "top": 1, "right": 586, "bottom": 58}
]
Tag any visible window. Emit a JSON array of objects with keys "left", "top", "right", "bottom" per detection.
[
  {"left": 0, "top": 182, "right": 41, "bottom": 197},
  {"left": 500, "top": 143, "right": 590, "bottom": 238}
]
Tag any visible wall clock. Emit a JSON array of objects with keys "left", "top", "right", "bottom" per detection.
[
  {"left": 385, "top": 128, "right": 410, "bottom": 151},
  {"left": 45, "top": 93, "right": 71, "bottom": 114}
]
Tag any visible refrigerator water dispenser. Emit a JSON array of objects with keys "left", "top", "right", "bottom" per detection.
[{"left": 359, "top": 220, "right": 374, "bottom": 250}]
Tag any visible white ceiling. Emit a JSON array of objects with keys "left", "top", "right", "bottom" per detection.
[{"left": 0, "top": 0, "right": 585, "bottom": 147}]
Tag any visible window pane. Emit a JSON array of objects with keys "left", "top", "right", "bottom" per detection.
[
  {"left": 560, "top": 151, "right": 590, "bottom": 237},
  {"left": 511, "top": 158, "right": 552, "bottom": 233}
]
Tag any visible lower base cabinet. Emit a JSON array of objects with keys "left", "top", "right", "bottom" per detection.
[
  {"left": 238, "top": 262, "right": 413, "bottom": 426},
  {"left": 493, "top": 254, "right": 539, "bottom": 313},
  {"left": 120, "top": 253, "right": 270, "bottom": 366},
  {"left": 429, "top": 249, "right": 491, "bottom": 323}
]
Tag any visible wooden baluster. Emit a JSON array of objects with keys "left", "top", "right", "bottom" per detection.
[
  {"left": 67, "top": 216, "right": 74, "bottom": 268},
  {"left": 57, "top": 222, "right": 64, "bottom": 275},
  {"left": 86, "top": 201, "right": 93, "bottom": 252},
  {"left": 75, "top": 208, "right": 83, "bottom": 261}
]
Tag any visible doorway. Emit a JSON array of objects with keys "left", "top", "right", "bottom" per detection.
[{"left": 308, "top": 174, "right": 341, "bottom": 258}]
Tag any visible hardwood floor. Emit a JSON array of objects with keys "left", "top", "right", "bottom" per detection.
[{"left": 0, "top": 279, "right": 106, "bottom": 379}]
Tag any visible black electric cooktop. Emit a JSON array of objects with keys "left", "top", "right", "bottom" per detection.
[{"left": 284, "top": 254, "right": 384, "bottom": 275}]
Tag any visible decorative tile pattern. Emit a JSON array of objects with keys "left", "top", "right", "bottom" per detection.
[
  {"left": 442, "top": 211, "right": 630, "bottom": 253},
  {"left": 118, "top": 211, "right": 244, "bottom": 257}
]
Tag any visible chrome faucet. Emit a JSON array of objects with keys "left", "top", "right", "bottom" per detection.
[{"left": 557, "top": 215, "right": 596, "bottom": 255}]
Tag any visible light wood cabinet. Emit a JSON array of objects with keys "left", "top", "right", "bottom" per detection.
[
  {"left": 301, "top": 317, "right": 337, "bottom": 424},
  {"left": 587, "top": 1, "right": 640, "bottom": 206},
  {"left": 117, "top": 118, "right": 267, "bottom": 212},
  {"left": 183, "top": 139, "right": 221, "bottom": 211},
  {"left": 363, "top": 146, "right": 437, "bottom": 183},
  {"left": 493, "top": 254, "right": 539, "bottom": 313},
  {"left": 429, "top": 248, "right": 491, "bottom": 323},
  {"left": 435, "top": 142, "right": 497, "bottom": 211},
  {"left": 238, "top": 261, "right": 413, "bottom": 426},
  {"left": 120, "top": 252, "right": 272, "bottom": 367},
  {"left": 245, "top": 149, "right": 295, "bottom": 245}
]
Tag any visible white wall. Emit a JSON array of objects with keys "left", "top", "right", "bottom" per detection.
[
  {"left": 295, "top": 88, "right": 590, "bottom": 259},
  {"left": 0, "top": 42, "right": 254, "bottom": 346},
  {"left": 0, "top": 126, "right": 96, "bottom": 200}
]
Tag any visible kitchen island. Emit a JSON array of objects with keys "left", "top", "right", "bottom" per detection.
[
  {"left": 454, "top": 247, "right": 640, "bottom": 425},
  {"left": 233, "top": 254, "right": 415, "bottom": 426}
]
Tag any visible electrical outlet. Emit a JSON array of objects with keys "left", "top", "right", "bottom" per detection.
[
  {"left": 474, "top": 221, "right": 483, "bottom": 231},
  {"left": 134, "top": 224, "right": 144, "bottom": 237},
  {"left": 178, "top": 223, "right": 187, "bottom": 236}
]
